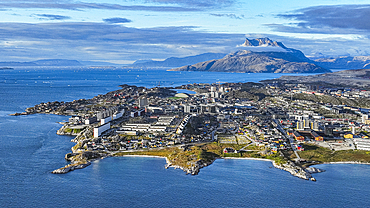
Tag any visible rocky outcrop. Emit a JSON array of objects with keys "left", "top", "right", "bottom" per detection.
[
  {"left": 52, "top": 162, "right": 91, "bottom": 174},
  {"left": 164, "top": 157, "right": 215, "bottom": 175},
  {"left": 273, "top": 161, "right": 321, "bottom": 181},
  {"left": 306, "top": 167, "right": 326, "bottom": 174},
  {"left": 52, "top": 151, "right": 107, "bottom": 174},
  {"left": 242, "top": 37, "right": 287, "bottom": 48}
]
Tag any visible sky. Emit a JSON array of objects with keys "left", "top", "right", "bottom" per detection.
[{"left": 1, "top": 0, "right": 370, "bottom": 64}]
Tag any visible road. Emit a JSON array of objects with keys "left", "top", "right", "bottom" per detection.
[
  {"left": 239, "top": 129, "right": 257, "bottom": 151},
  {"left": 273, "top": 119, "right": 301, "bottom": 161}
]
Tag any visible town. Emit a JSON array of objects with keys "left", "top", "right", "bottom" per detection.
[{"left": 17, "top": 80, "right": 370, "bottom": 180}]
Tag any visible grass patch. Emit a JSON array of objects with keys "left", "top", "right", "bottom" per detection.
[
  {"left": 73, "top": 129, "right": 82, "bottom": 134},
  {"left": 64, "top": 128, "right": 73, "bottom": 133},
  {"left": 294, "top": 144, "right": 370, "bottom": 163},
  {"left": 114, "top": 142, "right": 274, "bottom": 169}
]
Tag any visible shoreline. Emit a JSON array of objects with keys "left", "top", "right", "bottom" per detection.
[
  {"left": 223, "top": 157, "right": 273, "bottom": 162},
  {"left": 118, "top": 155, "right": 167, "bottom": 159},
  {"left": 115, "top": 155, "right": 275, "bottom": 175},
  {"left": 120, "top": 155, "right": 273, "bottom": 162},
  {"left": 51, "top": 147, "right": 368, "bottom": 179},
  {"left": 322, "top": 161, "right": 370, "bottom": 165}
]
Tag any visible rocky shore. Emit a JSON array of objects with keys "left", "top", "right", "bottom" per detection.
[
  {"left": 52, "top": 162, "right": 91, "bottom": 174},
  {"left": 272, "top": 161, "right": 325, "bottom": 181},
  {"left": 165, "top": 157, "right": 216, "bottom": 175},
  {"left": 52, "top": 152, "right": 108, "bottom": 174}
]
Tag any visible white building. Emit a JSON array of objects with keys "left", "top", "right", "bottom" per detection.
[
  {"left": 94, "top": 123, "right": 111, "bottom": 138},
  {"left": 101, "top": 116, "right": 112, "bottom": 125},
  {"left": 354, "top": 138, "right": 370, "bottom": 151}
]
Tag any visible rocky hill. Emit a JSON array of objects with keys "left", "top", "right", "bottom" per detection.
[
  {"left": 314, "top": 56, "right": 370, "bottom": 69},
  {"left": 170, "top": 38, "right": 330, "bottom": 73},
  {"left": 266, "top": 68, "right": 370, "bottom": 89}
]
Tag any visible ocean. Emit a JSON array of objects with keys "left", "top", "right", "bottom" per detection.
[{"left": 1, "top": 67, "right": 370, "bottom": 208}]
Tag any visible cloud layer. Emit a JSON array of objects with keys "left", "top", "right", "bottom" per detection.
[
  {"left": 0, "top": 22, "right": 244, "bottom": 62},
  {"left": 274, "top": 4, "right": 370, "bottom": 34},
  {"left": 2, "top": 2, "right": 370, "bottom": 62},
  {"left": 0, "top": 2, "right": 199, "bottom": 12},
  {"left": 34, "top": 14, "right": 71, "bottom": 20},
  {"left": 0, "top": 0, "right": 237, "bottom": 11},
  {"left": 103, "top": 17, "right": 132, "bottom": 24},
  {"left": 210, "top": 13, "right": 244, "bottom": 19}
]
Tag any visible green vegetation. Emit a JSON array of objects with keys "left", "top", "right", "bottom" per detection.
[
  {"left": 290, "top": 93, "right": 370, "bottom": 108},
  {"left": 265, "top": 153, "right": 287, "bottom": 165},
  {"left": 114, "top": 142, "right": 273, "bottom": 170},
  {"left": 73, "top": 129, "right": 82, "bottom": 134},
  {"left": 223, "top": 152, "right": 242, "bottom": 157},
  {"left": 292, "top": 144, "right": 370, "bottom": 164},
  {"left": 64, "top": 128, "right": 73, "bottom": 133}
]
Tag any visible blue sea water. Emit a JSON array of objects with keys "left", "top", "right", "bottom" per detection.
[{"left": 1, "top": 67, "right": 370, "bottom": 208}]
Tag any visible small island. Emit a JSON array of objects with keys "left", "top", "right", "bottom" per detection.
[{"left": 13, "top": 75, "right": 370, "bottom": 181}]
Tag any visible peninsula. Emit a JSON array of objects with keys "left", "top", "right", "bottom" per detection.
[{"left": 13, "top": 77, "right": 370, "bottom": 181}]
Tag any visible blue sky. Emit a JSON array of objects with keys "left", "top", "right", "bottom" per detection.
[{"left": 1, "top": 0, "right": 370, "bottom": 64}]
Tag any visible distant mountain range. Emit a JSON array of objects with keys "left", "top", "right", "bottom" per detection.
[
  {"left": 0, "top": 59, "right": 120, "bottom": 67},
  {"left": 131, "top": 38, "right": 370, "bottom": 72},
  {"left": 131, "top": 53, "right": 227, "bottom": 68},
  {"left": 169, "top": 38, "right": 330, "bottom": 73},
  {"left": 314, "top": 56, "right": 370, "bottom": 69},
  {"left": 267, "top": 68, "right": 370, "bottom": 90},
  {"left": 2, "top": 39, "right": 370, "bottom": 71},
  {"left": 0, "top": 59, "right": 83, "bottom": 66}
]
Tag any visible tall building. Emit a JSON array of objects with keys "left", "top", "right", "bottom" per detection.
[
  {"left": 304, "top": 119, "right": 310, "bottom": 129},
  {"left": 296, "top": 121, "right": 304, "bottom": 130},
  {"left": 311, "top": 121, "right": 319, "bottom": 131}
]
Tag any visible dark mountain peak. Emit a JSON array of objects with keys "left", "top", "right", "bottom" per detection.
[{"left": 242, "top": 37, "right": 287, "bottom": 49}]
